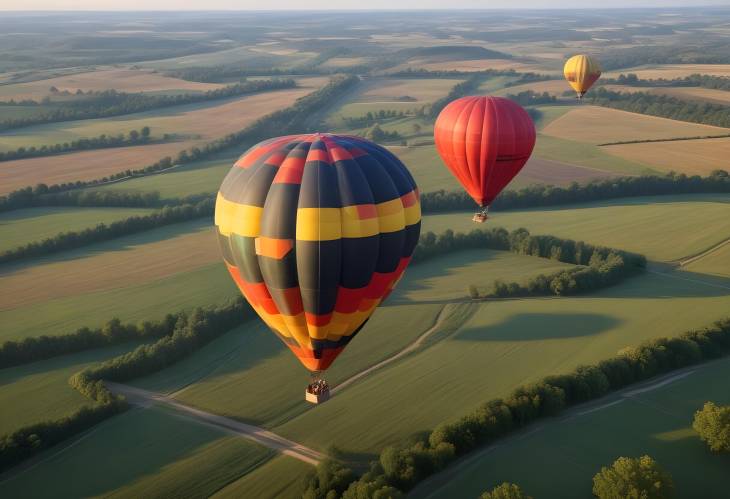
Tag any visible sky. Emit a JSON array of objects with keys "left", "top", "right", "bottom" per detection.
[{"left": 2, "top": 0, "right": 730, "bottom": 10}]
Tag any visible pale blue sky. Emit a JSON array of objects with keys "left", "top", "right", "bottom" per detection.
[{"left": 2, "top": 0, "right": 730, "bottom": 10}]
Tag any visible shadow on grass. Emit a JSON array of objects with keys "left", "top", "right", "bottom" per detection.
[{"left": 454, "top": 312, "right": 620, "bottom": 342}]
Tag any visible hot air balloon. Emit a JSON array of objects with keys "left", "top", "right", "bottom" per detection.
[
  {"left": 215, "top": 133, "right": 421, "bottom": 403},
  {"left": 564, "top": 54, "right": 602, "bottom": 99},
  {"left": 433, "top": 96, "right": 536, "bottom": 222}
]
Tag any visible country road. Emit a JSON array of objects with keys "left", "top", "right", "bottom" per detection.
[{"left": 105, "top": 382, "right": 324, "bottom": 465}]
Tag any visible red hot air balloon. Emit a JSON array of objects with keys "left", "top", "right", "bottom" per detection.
[{"left": 434, "top": 96, "right": 536, "bottom": 222}]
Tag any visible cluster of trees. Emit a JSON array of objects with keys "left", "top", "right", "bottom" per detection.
[
  {"left": 0, "top": 75, "right": 359, "bottom": 211},
  {"left": 0, "top": 315, "right": 181, "bottom": 369},
  {"left": 344, "top": 109, "right": 408, "bottom": 128},
  {"left": 0, "top": 298, "right": 252, "bottom": 473},
  {"left": 587, "top": 87, "right": 730, "bottom": 128},
  {"left": 366, "top": 124, "right": 403, "bottom": 143},
  {"left": 0, "top": 79, "right": 296, "bottom": 131},
  {"left": 608, "top": 73, "right": 730, "bottom": 91},
  {"left": 481, "top": 483, "right": 531, "bottom": 499},
  {"left": 301, "top": 316, "right": 730, "bottom": 497},
  {"left": 429, "top": 75, "right": 484, "bottom": 119},
  {"left": 0, "top": 127, "right": 153, "bottom": 162},
  {"left": 505, "top": 90, "right": 557, "bottom": 106},
  {"left": 693, "top": 401, "right": 730, "bottom": 453},
  {"left": 420, "top": 170, "right": 730, "bottom": 214},
  {"left": 593, "top": 455, "right": 675, "bottom": 499},
  {"left": 0, "top": 199, "right": 213, "bottom": 264}
]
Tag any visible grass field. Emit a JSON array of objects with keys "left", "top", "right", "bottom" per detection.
[
  {"left": 683, "top": 242, "right": 730, "bottom": 278},
  {"left": 0, "top": 407, "right": 275, "bottom": 499},
  {"left": 0, "top": 219, "right": 218, "bottom": 314},
  {"left": 275, "top": 269, "right": 730, "bottom": 457},
  {"left": 0, "top": 206, "right": 155, "bottom": 252},
  {"left": 211, "top": 455, "right": 311, "bottom": 499},
  {"left": 0, "top": 341, "right": 144, "bottom": 435},
  {"left": 542, "top": 105, "right": 729, "bottom": 145},
  {"left": 0, "top": 68, "right": 223, "bottom": 101},
  {"left": 604, "top": 137, "right": 730, "bottom": 176},
  {"left": 411, "top": 356, "right": 730, "bottom": 499},
  {"left": 492, "top": 78, "right": 569, "bottom": 98},
  {"left": 422, "top": 194, "right": 730, "bottom": 262}
]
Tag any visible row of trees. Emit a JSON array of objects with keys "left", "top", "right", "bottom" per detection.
[
  {"left": 0, "top": 199, "right": 213, "bottom": 264},
  {"left": 344, "top": 109, "right": 409, "bottom": 128},
  {"left": 0, "top": 298, "right": 252, "bottom": 473},
  {"left": 0, "top": 79, "right": 296, "bottom": 131},
  {"left": 0, "top": 188, "right": 162, "bottom": 211},
  {"left": 391, "top": 68, "right": 553, "bottom": 84},
  {"left": 0, "top": 127, "right": 153, "bottom": 162},
  {"left": 301, "top": 316, "right": 730, "bottom": 497},
  {"left": 0, "top": 75, "right": 359, "bottom": 213},
  {"left": 504, "top": 90, "right": 557, "bottom": 106},
  {"left": 420, "top": 170, "right": 730, "bottom": 213},
  {"left": 587, "top": 87, "right": 730, "bottom": 128},
  {"left": 429, "top": 75, "right": 485, "bottom": 119},
  {"left": 366, "top": 124, "right": 403, "bottom": 143},
  {"left": 608, "top": 72, "right": 730, "bottom": 91}
]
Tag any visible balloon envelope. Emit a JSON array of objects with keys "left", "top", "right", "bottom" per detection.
[
  {"left": 433, "top": 96, "right": 536, "bottom": 208},
  {"left": 564, "top": 54, "right": 602, "bottom": 98},
  {"left": 215, "top": 134, "right": 421, "bottom": 372}
]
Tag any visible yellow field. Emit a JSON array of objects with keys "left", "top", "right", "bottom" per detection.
[
  {"left": 604, "top": 64, "right": 730, "bottom": 80},
  {"left": 0, "top": 220, "right": 218, "bottom": 311},
  {"left": 320, "top": 57, "right": 371, "bottom": 68},
  {"left": 0, "top": 68, "right": 223, "bottom": 101},
  {"left": 0, "top": 81, "right": 326, "bottom": 191},
  {"left": 542, "top": 105, "right": 729, "bottom": 145},
  {"left": 604, "top": 137, "right": 730, "bottom": 176},
  {"left": 357, "top": 77, "right": 461, "bottom": 102}
]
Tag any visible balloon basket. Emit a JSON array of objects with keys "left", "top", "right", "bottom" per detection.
[{"left": 305, "top": 378, "right": 330, "bottom": 404}]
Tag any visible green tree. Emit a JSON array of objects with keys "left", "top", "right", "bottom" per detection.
[
  {"left": 693, "top": 401, "right": 730, "bottom": 453},
  {"left": 481, "top": 482, "right": 532, "bottom": 499},
  {"left": 592, "top": 455, "right": 675, "bottom": 499},
  {"left": 140, "top": 126, "right": 151, "bottom": 138}
]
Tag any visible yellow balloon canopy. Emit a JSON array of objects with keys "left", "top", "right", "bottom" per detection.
[{"left": 564, "top": 54, "right": 602, "bottom": 99}]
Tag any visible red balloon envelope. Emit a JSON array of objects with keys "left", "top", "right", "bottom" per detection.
[{"left": 434, "top": 96, "right": 536, "bottom": 208}]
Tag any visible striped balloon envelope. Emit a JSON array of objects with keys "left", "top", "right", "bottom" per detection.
[{"left": 215, "top": 133, "right": 421, "bottom": 373}]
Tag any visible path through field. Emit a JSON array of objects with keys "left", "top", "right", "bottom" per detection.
[{"left": 105, "top": 382, "right": 324, "bottom": 465}]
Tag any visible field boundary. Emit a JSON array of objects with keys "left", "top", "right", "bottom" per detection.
[{"left": 675, "top": 237, "right": 730, "bottom": 267}]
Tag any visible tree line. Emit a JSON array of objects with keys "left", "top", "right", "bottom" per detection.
[
  {"left": 429, "top": 75, "right": 485, "bottom": 119},
  {"left": 0, "top": 198, "right": 214, "bottom": 265},
  {"left": 302, "top": 316, "right": 730, "bottom": 498},
  {"left": 505, "top": 89, "right": 557, "bottom": 106},
  {"left": 0, "top": 79, "right": 297, "bottom": 132},
  {"left": 0, "top": 75, "right": 359, "bottom": 212},
  {"left": 390, "top": 68, "right": 554, "bottom": 84},
  {"left": 420, "top": 170, "right": 730, "bottom": 214},
  {"left": 586, "top": 87, "right": 730, "bottom": 128},
  {"left": 606, "top": 73, "right": 730, "bottom": 91},
  {"left": 0, "top": 298, "right": 252, "bottom": 473},
  {"left": 0, "top": 127, "right": 154, "bottom": 162}
]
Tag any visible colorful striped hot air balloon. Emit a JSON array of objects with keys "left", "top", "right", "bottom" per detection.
[
  {"left": 564, "top": 54, "right": 602, "bottom": 99},
  {"left": 434, "top": 96, "right": 536, "bottom": 222},
  {"left": 215, "top": 133, "right": 420, "bottom": 400}
]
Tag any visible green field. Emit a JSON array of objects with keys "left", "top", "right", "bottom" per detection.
[
  {"left": 422, "top": 194, "right": 730, "bottom": 262},
  {"left": 211, "top": 455, "right": 312, "bottom": 499},
  {"left": 0, "top": 407, "right": 275, "bottom": 499},
  {"left": 0, "top": 341, "right": 144, "bottom": 435},
  {"left": 683, "top": 242, "right": 730, "bottom": 278},
  {"left": 0, "top": 206, "right": 155, "bottom": 252},
  {"left": 411, "top": 356, "right": 730, "bottom": 499},
  {"left": 274, "top": 269, "right": 730, "bottom": 457}
]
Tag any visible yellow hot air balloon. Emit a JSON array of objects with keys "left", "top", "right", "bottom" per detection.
[{"left": 564, "top": 54, "right": 602, "bottom": 99}]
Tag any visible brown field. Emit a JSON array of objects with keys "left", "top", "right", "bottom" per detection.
[
  {"left": 0, "top": 68, "right": 224, "bottom": 101},
  {"left": 320, "top": 57, "right": 371, "bottom": 68},
  {"left": 0, "top": 83, "right": 325, "bottom": 192},
  {"left": 542, "top": 105, "right": 729, "bottom": 145},
  {"left": 0, "top": 221, "right": 218, "bottom": 311},
  {"left": 603, "top": 64, "right": 730, "bottom": 80},
  {"left": 603, "top": 85, "right": 730, "bottom": 105},
  {"left": 517, "top": 157, "right": 617, "bottom": 185},
  {"left": 357, "top": 77, "right": 461, "bottom": 102},
  {"left": 0, "top": 142, "right": 193, "bottom": 195},
  {"left": 604, "top": 137, "right": 730, "bottom": 176}
]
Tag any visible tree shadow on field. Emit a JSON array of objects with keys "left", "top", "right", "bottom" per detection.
[{"left": 454, "top": 312, "right": 620, "bottom": 342}]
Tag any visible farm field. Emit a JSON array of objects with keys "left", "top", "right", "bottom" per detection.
[
  {"left": 422, "top": 194, "right": 730, "bottom": 262},
  {"left": 542, "top": 105, "right": 730, "bottom": 145},
  {"left": 0, "top": 206, "right": 155, "bottom": 252},
  {"left": 0, "top": 407, "right": 275, "bottom": 499},
  {"left": 604, "top": 137, "right": 730, "bottom": 176},
  {"left": 0, "top": 68, "right": 224, "bottom": 101},
  {"left": 683, "top": 241, "right": 730, "bottom": 278},
  {"left": 0, "top": 219, "right": 218, "bottom": 314},
  {"left": 211, "top": 455, "right": 312, "bottom": 499},
  {"left": 411, "top": 356, "right": 730, "bottom": 499},
  {"left": 0, "top": 341, "right": 144, "bottom": 435}
]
